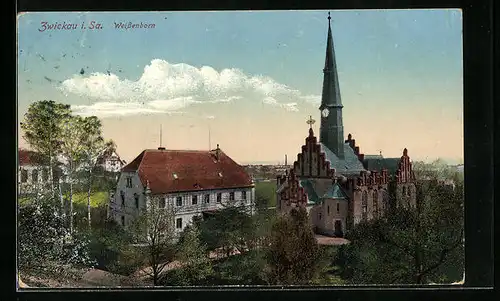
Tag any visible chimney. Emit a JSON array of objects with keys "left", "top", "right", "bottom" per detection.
[{"left": 285, "top": 154, "right": 287, "bottom": 166}]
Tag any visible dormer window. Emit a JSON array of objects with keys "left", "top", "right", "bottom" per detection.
[
  {"left": 173, "top": 173, "right": 178, "bottom": 179},
  {"left": 218, "top": 172, "right": 223, "bottom": 177}
]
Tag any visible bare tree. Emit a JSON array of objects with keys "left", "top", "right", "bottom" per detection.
[{"left": 129, "top": 185, "right": 177, "bottom": 286}]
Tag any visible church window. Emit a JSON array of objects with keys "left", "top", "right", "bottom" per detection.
[
  {"left": 21, "top": 169, "right": 28, "bottom": 183},
  {"left": 134, "top": 193, "right": 139, "bottom": 208},
  {"left": 362, "top": 191, "right": 368, "bottom": 220},
  {"left": 337, "top": 202, "right": 340, "bottom": 213},
  {"left": 373, "top": 190, "right": 379, "bottom": 218},
  {"left": 327, "top": 206, "right": 330, "bottom": 215},
  {"left": 319, "top": 212, "right": 322, "bottom": 220},
  {"left": 120, "top": 191, "right": 125, "bottom": 206},
  {"left": 126, "top": 177, "right": 133, "bottom": 188},
  {"left": 42, "top": 169, "right": 49, "bottom": 182},
  {"left": 192, "top": 195, "right": 198, "bottom": 205},
  {"left": 32, "top": 170, "right": 38, "bottom": 183},
  {"left": 176, "top": 196, "right": 182, "bottom": 207}
]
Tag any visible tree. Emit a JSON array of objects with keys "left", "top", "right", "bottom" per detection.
[
  {"left": 59, "top": 115, "right": 89, "bottom": 234},
  {"left": 196, "top": 205, "right": 254, "bottom": 257},
  {"left": 174, "top": 225, "right": 213, "bottom": 285},
  {"left": 79, "top": 116, "right": 115, "bottom": 229},
  {"left": 20, "top": 100, "right": 71, "bottom": 199},
  {"left": 129, "top": 192, "right": 177, "bottom": 286},
  {"left": 266, "top": 207, "right": 322, "bottom": 285},
  {"left": 18, "top": 192, "right": 95, "bottom": 277},
  {"left": 339, "top": 161, "right": 464, "bottom": 284}
]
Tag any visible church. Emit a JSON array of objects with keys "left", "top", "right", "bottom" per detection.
[{"left": 276, "top": 14, "right": 417, "bottom": 237}]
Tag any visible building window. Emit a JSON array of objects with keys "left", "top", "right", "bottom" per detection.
[
  {"left": 373, "top": 190, "right": 379, "bottom": 218},
  {"left": 126, "top": 177, "right": 133, "bottom": 188},
  {"left": 120, "top": 190, "right": 125, "bottom": 205},
  {"left": 176, "top": 196, "right": 182, "bottom": 207},
  {"left": 337, "top": 202, "right": 340, "bottom": 213},
  {"left": 319, "top": 212, "right": 322, "bottom": 220},
  {"left": 242, "top": 191, "right": 247, "bottom": 200},
  {"left": 229, "top": 192, "right": 235, "bottom": 201},
  {"left": 134, "top": 193, "right": 139, "bottom": 208},
  {"left": 32, "top": 170, "right": 38, "bottom": 183},
  {"left": 42, "top": 169, "right": 49, "bottom": 182},
  {"left": 362, "top": 191, "right": 368, "bottom": 220},
  {"left": 204, "top": 194, "right": 210, "bottom": 204},
  {"left": 176, "top": 218, "right": 182, "bottom": 229},
  {"left": 217, "top": 193, "right": 222, "bottom": 203},
  {"left": 21, "top": 169, "right": 28, "bottom": 183},
  {"left": 192, "top": 195, "right": 198, "bottom": 205},
  {"left": 327, "top": 205, "right": 330, "bottom": 215},
  {"left": 121, "top": 216, "right": 125, "bottom": 226},
  {"left": 402, "top": 186, "right": 407, "bottom": 196},
  {"left": 159, "top": 198, "right": 166, "bottom": 208}
]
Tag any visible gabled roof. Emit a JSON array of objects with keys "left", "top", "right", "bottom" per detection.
[
  {"left": 322, "top": 182, "right": 348, "bottom": 199},
  {"left": 319, "top": 142, "right": 366, "bottom": 176},
  {"left": 18, "top": 149, "right": 49, "bottom": 166},
  {"left": 121, "top": 148, "right": 253, "bottom": 194}
]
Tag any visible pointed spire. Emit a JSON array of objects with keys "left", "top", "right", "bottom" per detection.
[{"left": 319, "top": 11, "right": 345, "bottom": 159}]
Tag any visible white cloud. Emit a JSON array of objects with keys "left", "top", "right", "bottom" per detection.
[{"left": 60, "top": 59, "right": 316, "bottom": 117}]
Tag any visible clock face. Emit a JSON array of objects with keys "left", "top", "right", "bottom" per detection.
[{"left": 321, "top": 108, "right": 329, "bottom": 117}]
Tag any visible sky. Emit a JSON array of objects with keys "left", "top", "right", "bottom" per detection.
[{"left": 16, "top": 9, "right": 463, "bottom": 165}]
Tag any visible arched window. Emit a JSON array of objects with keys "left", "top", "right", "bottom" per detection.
[
  {"left": 362, "top": 191, "right": 368, "bottom": 220},
  {"left": 373, "top": 190, "right": 379, "bottom": 218}
]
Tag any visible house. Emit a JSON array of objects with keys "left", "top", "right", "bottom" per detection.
[
  {"left": 108, "top": 145, "right": 255, "bottom": 235},
  {"left": 276, "top": 14, "right": 416, "bottom": 237},
  {"left": 18, "top": 149, "right": 52, "bottom": 195},
  {"left": 96, "top": 149, "right": 125, "bottom": 173}
]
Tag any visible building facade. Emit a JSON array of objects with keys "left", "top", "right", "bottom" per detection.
[
  {"left": 276, "top": 14, "right": 416, "bottom": 237},
  {"left": 109, "top": 145, "right": 255, "bottom": 235},
  {"left": 96, "top": 149, "right": 126, "bottom": 173},
  {"left": 18, "top": 149, "right": 52, "bottom": 196}
]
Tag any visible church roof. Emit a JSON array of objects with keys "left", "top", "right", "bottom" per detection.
[
  {"left": 363, "top": 156, "right": 400, "bottom": 174},
  {"left": 319, "top": 143, "right": 366, "bottom": 175},
  {"left": 299, "top": 179, "right": 320, "bottom": 205},
  {"left": 121, "top": 148, "right": 253, "bottom": 194},
  {"left": 322, "top": 182, "right": 348, "bottom": 199}
]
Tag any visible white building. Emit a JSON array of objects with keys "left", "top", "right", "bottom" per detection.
[
  {"left": 108, "top": 145, "right": 255, "bottom": 235},
  {"left": 96, "top": 149, "right": 125, "bottom": 173},
  {"left": 18, "top": 149, "right": 52, "bottom": 195}
]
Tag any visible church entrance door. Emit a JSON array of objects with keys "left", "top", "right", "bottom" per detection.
[{"left": 334, "top": 220, "right": 343, "bottom": 237}]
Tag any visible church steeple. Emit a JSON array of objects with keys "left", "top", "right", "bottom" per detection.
[{"left": 319, "top": 12, "right": 345, "bottom": 159}]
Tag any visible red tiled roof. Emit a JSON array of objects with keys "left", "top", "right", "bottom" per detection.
[
  {"left": 122, "top": 148, "right": 253, "bottom": 194},
  {"left": 18, "top": 149, "right": 47, "bottom": 166}
]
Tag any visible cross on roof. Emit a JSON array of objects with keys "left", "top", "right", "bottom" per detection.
[{"left": 306, "top": 115, "right": 316, "bottom": 129}]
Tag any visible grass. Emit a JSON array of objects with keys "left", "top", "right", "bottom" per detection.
[
  {"left": 70, "top": 191, "right": 108, "bottom": 208},
  {"left": 19, "top": 191, "right": 108, "bottom": 208},
  {"left": 255, "top": 181, "right": 277, "bottom": 207}
]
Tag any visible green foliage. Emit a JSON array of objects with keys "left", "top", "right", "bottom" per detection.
[
  {"left": 211, "top": 250, "right": 270, "bottom": 285},
  {"left": 338, "top": 161, "right": 464, "bottom": 284},
  {"left": 18, "top": 194, "right": 95, "bottom": 274},
  {"left": 255, "top": 181, "right": 277, "bottom": 208},
  {"left": 266, "top": 207, "right": 322, "bottom": 285},
  {"left": 196, "top": 205, "right": 254, "bottom": 255},
  {"left": 169, "top": 226, "right": 213, "bottom": 285}
]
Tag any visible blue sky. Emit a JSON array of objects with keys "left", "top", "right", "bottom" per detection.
[{"left": 17, "top": 10, "right": 463, "bottom": 164}]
